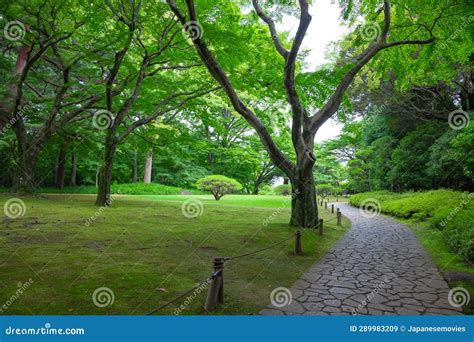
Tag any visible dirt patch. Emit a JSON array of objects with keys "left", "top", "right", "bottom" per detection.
[
  {"left": 84, "top": 241, "right": 105, "bottom": 251},
  {"left": 8, "top": 231, "right": 70, "bottom": 244}
]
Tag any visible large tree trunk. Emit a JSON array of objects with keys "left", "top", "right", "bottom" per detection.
[
  {"left": 11, "top": 122, "right": 38, "bottom": 193},
  {"left": 55, "top": 141, "right": 68, "bottom": 188},
  {"left": 70, "top": 152, "right": 77, "bottom": 186},
  {"left": 95, "top": 143, "right": 117, "bottom": 206},
  {"left": 289, "top": 162, "right": 318, "bottom": 228},
  {"left": 252, "top": 179, "right": 260, "bottom": 195},
  {"left": 131, "top": 150, "right": 138, "bottom": 183},
  {"left": 12, "top": 151, "right": 37, "bottom": 193},
  {"left": 143, "top": 149, "right": 153, "bottom": 183}
]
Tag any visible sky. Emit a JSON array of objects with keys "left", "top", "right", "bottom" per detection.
[{"left": 276, "top": 0, "right": 350, "bottom": 143}]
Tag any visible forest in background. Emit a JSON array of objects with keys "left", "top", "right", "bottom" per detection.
[{"left": 0, "top": 0, "right": 472, "bottom": 197}]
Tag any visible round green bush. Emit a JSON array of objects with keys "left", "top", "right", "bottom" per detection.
[{"left": 196, "top": 175, "right": 241, "bottom": 200}]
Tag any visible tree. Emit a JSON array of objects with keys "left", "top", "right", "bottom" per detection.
[
  {"left": 166, "top": 0, "right": 449, "bottom": 227},
  {"left": 0, "top": 1, "right": 101, "bottom": 192},
  {"left": 196, "top": 175, "right": 241, "bottom": 200},
  {"left": 93, "top": 1, "right": 216, "bottom": 206}
]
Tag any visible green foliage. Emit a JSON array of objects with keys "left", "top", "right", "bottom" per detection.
[
  {"left": 316, "top": 183, "right": 341, "bottom": 197},
  {"left": 273, "top": 184, "right": 291, "bottom": 196},
  {"left": 34, "top": 183, "right": 203, "bottom": 195},
  {"left": 196, "top": 175, "right": 242, "bottom": 200},
  {"left": 350, "top": 190, "right": 474, "bottom": 261}
]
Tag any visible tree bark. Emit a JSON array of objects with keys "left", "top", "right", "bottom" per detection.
[
  {"left": 143, "top": 149, "right": 153, "bottom": 183},
  {"left": 252, "top": 184, "right": 259, "bottom": 195},
  {"left": 70, "top": 152, "right": 77, "bottom": 186},
  {"left": 55, "top": 141, "right": 68, "bottom": 188},
  {"left": 96, "top": 142, "right": 117, "bottom": 206},
  {"left": 131, "top": 150, "right": 138, "bottom": 183},
  {"left": 11, "top": 120, "right": 38, "bottom": 193},
  {"left": 12, "top": 149, "right": 37, "bottom": 193},
  {"left": 289, "top": 160, "right": 318, "bottom": 228}
]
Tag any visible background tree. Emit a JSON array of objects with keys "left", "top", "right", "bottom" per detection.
[{"left": 166, "top": 0, "right": 458, "bottom": 227}]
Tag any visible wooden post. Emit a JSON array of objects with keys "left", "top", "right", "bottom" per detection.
[
  {"left": 294, "top": 231, "right": 302, "bottom": 256},
  {"left": 318, "top": 219, "right": 323, "bottom": 235},
  {"left": 337, "top": 209, "right": 341, "bottom": 226},
  {"left": 331, "top": 204, "right": 334, "bottom": 214},
  {"left": 215, "top": 258, "right": 224, "bottom": 303},
  {"left": 324, "top": 201, "right": 328, "bottom": 210},
  {"left": 205, "top": 257, "right": 224, "bottom": 311}
]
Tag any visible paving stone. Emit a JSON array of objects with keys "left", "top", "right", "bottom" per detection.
[
  {"left": 323, "top": 299, "right": 341, "bottom": 307},
  {"left": 260, "top": 203, "right": 463, "bottom": 316},
  {"left": 413, "top": 292, "right": 438, "bottom": 302},
  {"left": 329, "top": 287, "right": 355, "bottom": 295}
]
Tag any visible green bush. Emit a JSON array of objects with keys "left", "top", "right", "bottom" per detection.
[
  {"left": 350, "top": 190, "right": 474, "bottom": 262},
  {"left": 258, "top": 184, "right": 274, "bottom": 195},
  {"left": 273, "top": 184, "right": 291, "bottom": 196},
  {"left": 196, "top": 175, "right": 241, "bottom": 200}
]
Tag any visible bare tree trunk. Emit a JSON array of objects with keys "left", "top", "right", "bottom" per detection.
[
  {"left": 131, "top": 150, "right": 138, "bottom": 183},
  {"left": 70, "top": 152, "right": 77, "bottom": 186},
  {"left": 55, "top": 141, "right": 68, "bottom": 188},
  {"left": 143, "top": 149, "right": 153, "bottom": 183},
  {"left": 96, "top": 142, "right": 117, "bottom": 206},
  {"left": 12, "top": 151, "right": 37, "bottom": 193},
  {"left": 252, "top": 179, "right": 260, "bottom": 194},
  {"left": 290, "top": 161, "right": 318, "bottom": 227},
  {"left": 11, "top": 122, "right": 38, "bottom": 193}
]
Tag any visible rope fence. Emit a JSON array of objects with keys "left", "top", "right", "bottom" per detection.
[{"left": 148, "top": 200, "right": 345, "bottom": 314}]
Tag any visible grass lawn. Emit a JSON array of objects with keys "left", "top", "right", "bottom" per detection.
[{"left": 0, "top": 194, "right": 350, "bottom": 315}]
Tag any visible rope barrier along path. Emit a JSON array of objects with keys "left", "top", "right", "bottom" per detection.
[
  {"left": 147, "top": 271, "right": 221, "bottom": 315},
  {"left": 222, "top": 235, "right": 294, "bottom": 262}
]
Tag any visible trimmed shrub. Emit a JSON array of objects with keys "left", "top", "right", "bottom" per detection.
[{"left": 196, "top": 175, "right": 241, "bottom": 200}]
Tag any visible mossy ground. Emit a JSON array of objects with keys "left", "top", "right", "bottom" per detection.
[{"left": 0, "top": 194, "right": 349, "bottom": 315}]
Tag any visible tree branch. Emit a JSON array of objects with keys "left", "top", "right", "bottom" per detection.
[
  {"left": 166, "top": 0, "right": 295, "bottom": 177},
  {"left": 251, "top": 0, "right": 288, "bottom": 58},
  {"left": 309, "top": 0, "right": 435, "bottom": 132}
]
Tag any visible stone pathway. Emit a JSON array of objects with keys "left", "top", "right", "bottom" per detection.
[{"left": 261, "top": 203, "right": 462, "bottom": 316}]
